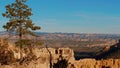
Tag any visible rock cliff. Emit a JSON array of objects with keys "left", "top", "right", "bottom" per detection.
[
  {"left": 95, "top": 39, "right": 120, "bottom": 59},
  {"left": 69, "top": 59, "right": 120, "bottom": 68},
  {"left": 0, "top": 39, "right": 120, "bottom": 68}
]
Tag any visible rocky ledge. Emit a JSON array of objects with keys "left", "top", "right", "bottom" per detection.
[{"left": 0, "top": 39, "right": 120, "bottom": 68}]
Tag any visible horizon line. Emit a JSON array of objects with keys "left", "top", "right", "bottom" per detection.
[{"left": 0, "top": 31, "right": 120, "bottom": 35}]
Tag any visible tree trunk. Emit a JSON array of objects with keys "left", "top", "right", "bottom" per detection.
[{"left": 19, "top": 33, "right": 22, "bottom": 59}]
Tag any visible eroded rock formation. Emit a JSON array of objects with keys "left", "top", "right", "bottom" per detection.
[
  {"left": 69, "top": 59, "right": 120, "bottom": 68},
  {"left": 0, "top": 39, "right": 120, "bottom": 68}
]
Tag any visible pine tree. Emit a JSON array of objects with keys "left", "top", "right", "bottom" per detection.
[
  {"left": 2, "top": 0, "right": 40, "bottom": 60},
  {"left": 2, "top": 0, "right": 40, "bottom": 45}
]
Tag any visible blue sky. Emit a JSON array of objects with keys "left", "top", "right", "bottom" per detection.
[{"left": 0, "top": 0, "right": 120, "bottom": 34}]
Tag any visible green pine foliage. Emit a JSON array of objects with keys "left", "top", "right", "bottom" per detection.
[
  {"left": 2, "top": 0, "right": 41, "bottom": 47},
  {"left": 2, "top": 0, "right": 40, "bottom": 37}
]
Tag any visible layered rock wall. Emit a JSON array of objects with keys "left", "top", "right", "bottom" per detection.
[{"left": 70, "top": 59, "right": 120, "bottom": 68}]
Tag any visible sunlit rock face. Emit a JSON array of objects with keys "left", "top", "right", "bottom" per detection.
[
  {"left": 68, "top": 59, "right": 120, "bottom": 68},
  {"left": 0, "top": 39, "right": 75, "bottom": 68},
  {"left": 1, "top": 38, "right": 120, "bottom": 68},
  {"left": 31, "top": 47, "right": 75, "bottom": 67},
  {"left": 0, "top": 46, "right": 75, "bottom": 68},
  {"left": 0, "top": 39, "right": 22, "bottom": 64}
]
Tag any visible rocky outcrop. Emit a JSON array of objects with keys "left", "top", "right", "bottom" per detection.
[
  {"left": 31, "top": 47, "right": 75, "bottom": 67},
  {"left": 1, "top": 58, "right": 120, "bottom": 68},
  {"left": 0, "top": 39, "right": 26, "bottom": 63},
  {"left": 68, "top": 59, "right": 120, "bottom": 68},
  {"left": 0, "top": 39, "right": 20, "bottom": 64},
  {"left": 1, "top": 39, "right": 120, "bottom": 68},
  {"left": 0, "top": 39, "right": 75, "bottom": 68},
  {"left": 0, "top": 46, "right": 75, "bottom": 68}
]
